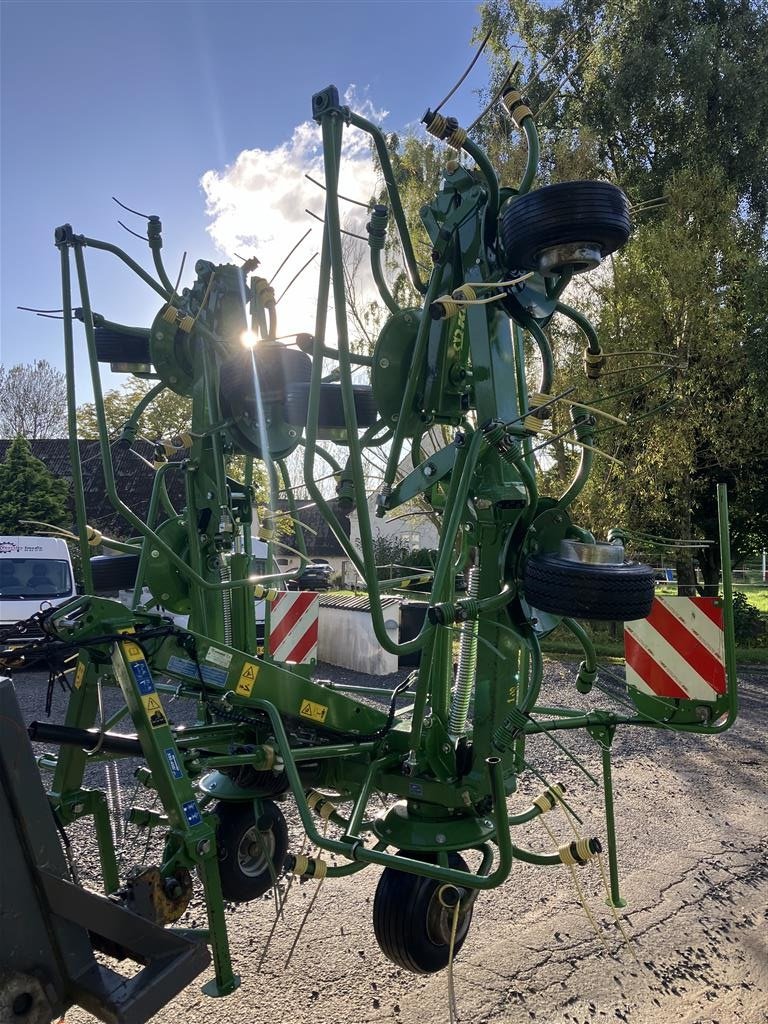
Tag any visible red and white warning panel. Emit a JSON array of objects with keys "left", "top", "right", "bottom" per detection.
[
  {"left": 624, "top": 597, "right": 726, "bottom": 701},
  {"left": 268, "top": 591, "right": 319, "bottom": 664}
]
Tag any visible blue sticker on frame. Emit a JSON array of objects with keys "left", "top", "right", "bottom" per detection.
[
  {"left": 182, "top": 800, "right": 203, "bottom": 827},
  {"left": 164, "top": 748, "right": 183, "bottom": 779},
  {"left": 131, "top": 660, "right": 155, "bottom": 695}
]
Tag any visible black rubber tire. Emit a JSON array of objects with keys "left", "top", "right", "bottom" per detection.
[
  {"left": 90, "top": 554, "right": 139, "bottom": 593},
  {"left": 284, "top": 382, "right": 379, "bottom": 430},
  {"left": 214, "top": 799, "right": 289, "bottom": 903},
  {"left": 523, "top": 555, "right": 654, "bottom": 621},
  {"left": 94, "top": 327, "right": 152, "bottom": 364},
  {"left": 501, "top": 181, "right": 631, "bottom": 272},
  {"left": 373, "top": 851, "right": 474, "bottom": 974}
]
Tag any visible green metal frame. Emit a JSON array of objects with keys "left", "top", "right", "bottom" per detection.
[{"left": 27, "top": 82, "right": 739, "bottom": 997}]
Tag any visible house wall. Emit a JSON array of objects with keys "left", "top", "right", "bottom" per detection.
[{"left": 348, "top": 502, "right": 439, "bottom": 586}]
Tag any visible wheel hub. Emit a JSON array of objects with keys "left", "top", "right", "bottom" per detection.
[
  {"left": 237, "top": 826, "right": 275, "bottom": 877},
  {"left": 536, "top": 242, "right": 603, "bottom": 274}
]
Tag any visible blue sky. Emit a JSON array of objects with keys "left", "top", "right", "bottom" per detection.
[{"left": 1, "top": 0, "right": 495, "bottom": 397}]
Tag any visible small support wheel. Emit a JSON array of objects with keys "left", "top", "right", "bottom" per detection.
[
  {"left": 373, "top": 851, "right": 474, "bottom": 974},
  {"left": 214, "top": 799, "right": 288, "bottom": 903},
  {"left": 501, "top": 180, "right": 631, "bottom": 274},
  {"left": 523, "top": 554, "right": 654, "bottom": 621}
]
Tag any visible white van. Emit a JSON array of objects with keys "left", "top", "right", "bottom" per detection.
[{"left": 0, "top": 536, "right": 77, "bottom": 640}]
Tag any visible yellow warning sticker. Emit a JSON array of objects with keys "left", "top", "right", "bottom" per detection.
[
  {"left": 141, "top": 692, "right": 168, "bottom": 729},
  {"left": 299, "top": 699, "right": 328, "bottom": 724},
  {"left": 117, "top": 627, "right": 144, "bottom": 662},
  {"left": 235, "top": 661, "right": 260, "bottom": 698},
  {"left": 123, "top": 640, "right": 145, "bottom": 662},
  {"left": 74, "top": 660, "right": 86, "bottom": 690}
]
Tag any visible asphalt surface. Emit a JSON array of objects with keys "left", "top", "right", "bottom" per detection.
[{"left": 8, "top": 660, "right": 768, "bottom": 1024}]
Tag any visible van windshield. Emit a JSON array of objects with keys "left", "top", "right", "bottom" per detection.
[{"left": 0, "top": 558, "right": 73, "bottom": 599}]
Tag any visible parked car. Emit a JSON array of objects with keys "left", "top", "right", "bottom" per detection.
[{"left": 288, "top": 562, "right": 333, "bottom": 591}]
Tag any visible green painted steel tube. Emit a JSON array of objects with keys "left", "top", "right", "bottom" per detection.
[
  {"left": 371, "top": 246, "right": 400, "bottom": 315},
  {"left": 58, "top": 243, "right": 94, "bottom": 593},
  {"left": 347, "top": 110, "right": 426, "bottom": 295},
  {"left": 324, "top": 842, "right": 389, "bottom": 878},
  {"left": 561, "top": 618, "right": 598, "bottom": 674},
  {"left": 546, "top": 269, "right": 573, "bottom": 302},
  {"left": 555, "top": 412, "right": 594, "bottom": 511},
  {"left": 517, "top": 117, "right": 539, "bottom": 196},
  {"left": 532, "top": 705, "right": 586, "bottom": 719},
  {"left": 131, "top": 461, "right": 176, "bottom": 610},
  {"left": 462, "top": 136, "right": 500, "bottom": 219},
  {"left": 316, "top": 343, "right": 373, "bottom": 366},
  {"left": 70, "top": 243, "right": 286, "bottom": 593},
  {"left": 507, "top": 802, "right": 547, "bottom": 826},
  {"left": 343, "top": 754, "right": 401, "bottom": 840},
  {"left": 80, "top": 236, "right": 171, "bottom": 301},
  {"left": 303, "top": 113, "right": 435, "bottom": 656},
  {"left": 151, "top": 243, "right": 175, "bottom": 295},
  {"left": 322, "top": 682, "right": 414, "bottom": 698},
  {"left": 254, "top": 697, "right": 513, "bottom": 890},
  {"left": 511, "top": 844, "right": 561, "bottom": 866},
  {"left": 600, "top": 739, "right": 626, "bottom": 907},
  {"left": 276, "top": 459, "right": 308, "bottom": 562},
  {"left": 716, "top": 483, "right": 739, "bottom": 730},
  {"left": 381, "top": 272, "right": 443, "bottom": 488},
  {"left": 556, "top": 301, "right": 601, "bottom": 355},
  {"left": 518, "top": 314, "right": 554, "bottom": 397},
  {"left": 120, "top": 381, "right": 166, "bottom": 441}
]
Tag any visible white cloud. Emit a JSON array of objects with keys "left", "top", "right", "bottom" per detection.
[{"left": 201, "top": 87, "right": 387, "bottom": 342}]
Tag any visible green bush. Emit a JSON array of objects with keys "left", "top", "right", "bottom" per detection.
[{"left": 732, "top": 592, "right": 765, "bottom": 644}]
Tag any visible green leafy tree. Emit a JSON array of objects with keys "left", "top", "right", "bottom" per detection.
[
  {"left": 0, "top": 436, "right": 70, "bottom": 534},
  {"left": 559, "top": 171, "right": 768, "bottom": 590},
  {"left": 479, "top": 0, "right": 768, "bottom": 225},
  {"left": 461, "top": 0, "right": 768, "bottom": 590},
  {"left": 77, "top": 377, "right": 192, "bottom": 441}
]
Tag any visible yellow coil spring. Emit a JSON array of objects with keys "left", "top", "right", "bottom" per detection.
[
  {"left": 85, "top": 525, "right": 103, "bottom": 546},
  {"left": 425, "top": 111, "right": 449, "bottom": 139},
  {"left": 501, "top": 88, "right": 534, "bottom": 127},
  {"left": 253, "top": 277, "right": 276, "bottom": 307},
  {"left": 533, "top": 783, "right": 566, "bottom": 814},
  {"left": 559, "top": 838, "right": 600, "bottom": 866},
  {"left": 583, "top": 346, "right": 605, "bottom": 379},
  {"left": 307, "top": 790, "right": 338, "bottom": 821},
  {"left": 433, "top": 295, "right": 462, "bottom": 319},
  {"left": 446, "top": 126, "right": 467, "bottom": 150},
  {"left": 291, "top": 854, "right": 328, "bottom": 880}
]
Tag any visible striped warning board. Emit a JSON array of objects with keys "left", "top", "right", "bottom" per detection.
[
  {"left": 268, "top": 591, "right": 319, "bottom": 664},
  {"left": 624, "top": 596, "right": 726, "bottom": 701}
]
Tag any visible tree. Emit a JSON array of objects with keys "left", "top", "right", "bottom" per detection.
[
  {"left": 0, "top": 359, "right": 68, "bottom": 438},
  {"left": 466, "top": 0, "right": 768, "bottom": 589},
  {"left": 77, "top": 377, "right": 192, "bottom": 441},
  {"left": 0, "top": 436, "right": 70, "bottom": 534},
  {"left": 562, "top": 171, "right": 768, "bottom": 590},
  {"left": 479, "top": 0, "right": 768, "bottom": 226}
]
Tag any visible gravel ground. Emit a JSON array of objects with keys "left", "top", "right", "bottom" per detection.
[{"left": 9, "top": 659, "right": 768, "bottom": 1024}]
